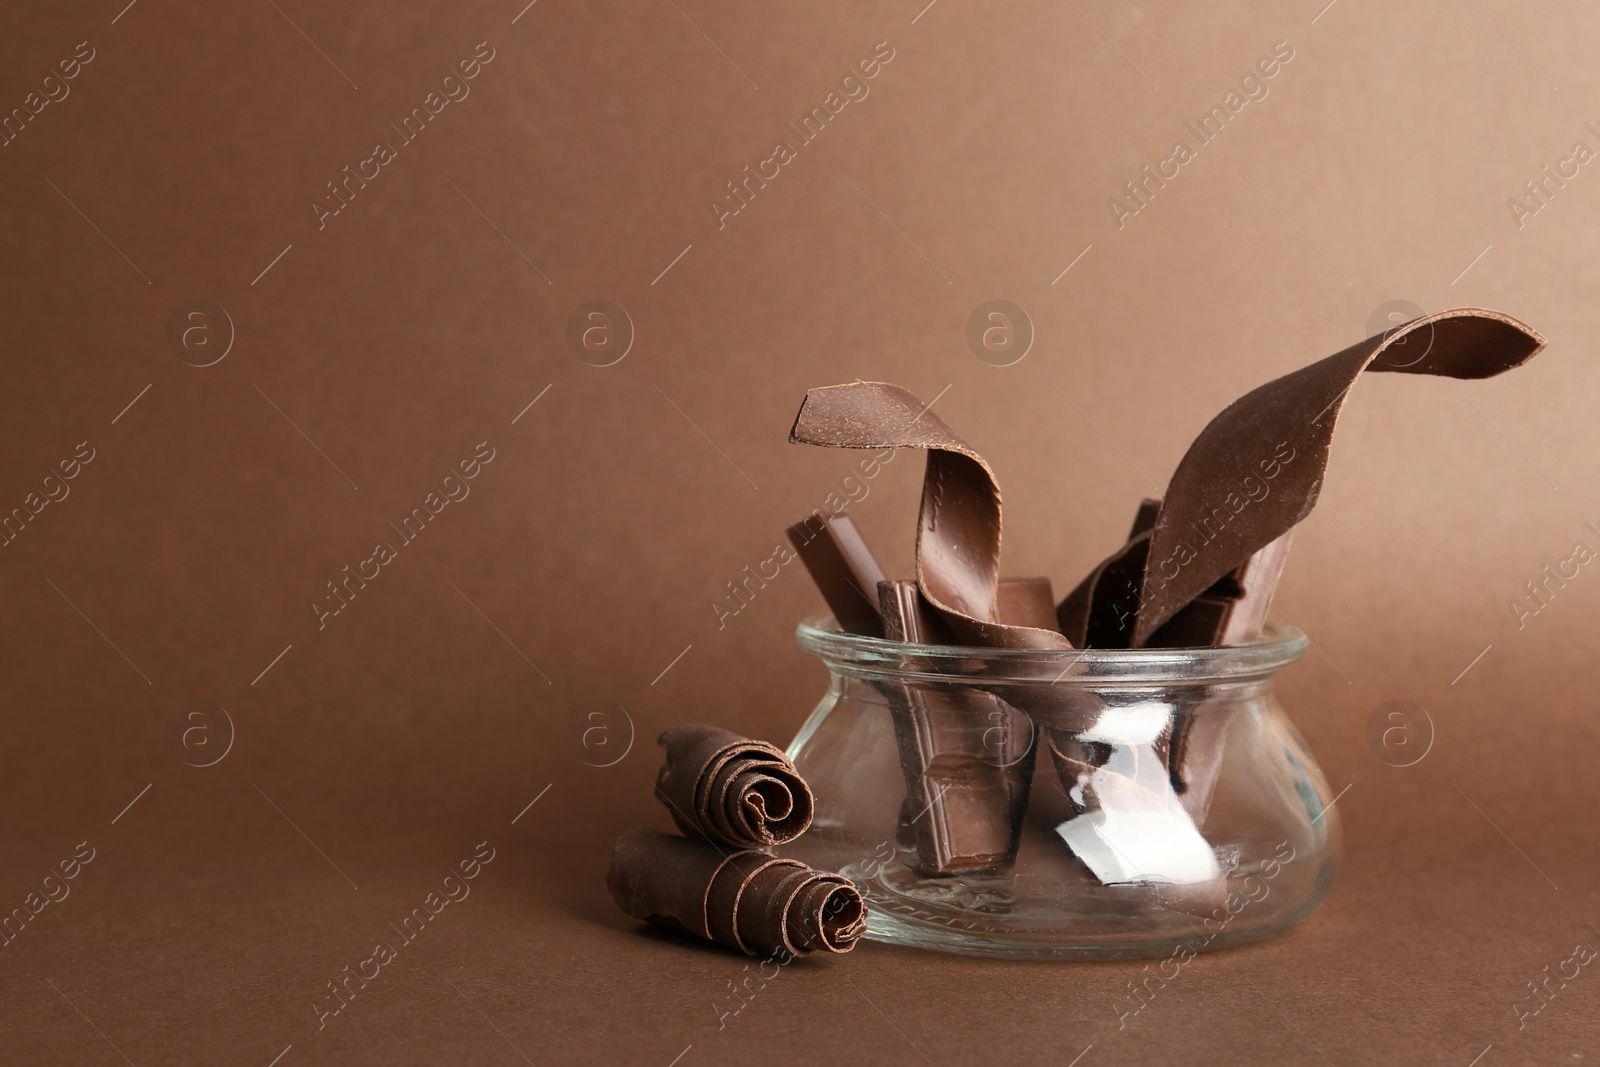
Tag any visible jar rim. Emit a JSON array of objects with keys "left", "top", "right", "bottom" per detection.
[{"left": 795, "top": 615, "right": 1309, "bottom": 685}]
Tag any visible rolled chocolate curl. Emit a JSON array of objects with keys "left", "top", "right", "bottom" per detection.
[
  {"left": 1131, "top": 308, "right": 1544, "bottom": 645},
  {"left": 655, "top": 724, "right": 814, "bottom": 848},
  {"left": 789, "top": 382, "right": 1073, "bottom": 651},
  {"left": 607, "top": 828, "right": 867, "bottom": 956}
]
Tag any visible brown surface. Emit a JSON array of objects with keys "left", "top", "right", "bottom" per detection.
[{"left": 2, "top": 1, "right": 1598, "bottom": 1064}]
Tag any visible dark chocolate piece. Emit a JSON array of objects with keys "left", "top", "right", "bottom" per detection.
[
  {"left": 1065, "top": 500, "right": 1295, "bottom": 650},
  {"left": 789, "top": 382, "right": 1072, "bottom": 650},
  {"left": 1166, "top": 702, "right": 1233, "bottom": 825},
  {"left": 655, "top": 724, "right": 814, "bottom": 848},
  {"left": 1128, "top": 497, "right": 1161, "bottom": 539},
  {"left": 786, "top": 510, "right": 886, "bottom": 638},
  {"left": 1132, "top": 308, "right": 1544, "bottom": 645},
  {"left": 1057, "top": 533, "right": 1150, "bottom": 649},
  {"left": 1145, "top": 530, "right": 1294, "bottom": 648},
  {"left": 607, "top": 828, "right": 866, "bottom": 956},
  {"left": 878, "top": 579, "right": 1029, "bottom": 875}
]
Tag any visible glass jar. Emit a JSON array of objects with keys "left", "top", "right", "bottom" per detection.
[{"left": 779, "top": 618, "right": 1340, "bottom": 960}]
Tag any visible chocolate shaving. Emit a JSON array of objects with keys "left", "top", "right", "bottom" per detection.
[
  {"left": 607, "top": 828, "right": 866, "bottom": 956},
  {"left": 789, "top": 382, "right": 1072, "bottom": 650},
  {"left": 655, "top": 724, "right": 814, "bottom": 848},
  {"left": 1132, "top": 308, "right": 1544, "bottom": 645}
]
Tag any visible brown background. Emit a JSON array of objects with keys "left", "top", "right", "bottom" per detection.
[{"left": 2, "top": 0, "right": 1597, "bottom": 1063}]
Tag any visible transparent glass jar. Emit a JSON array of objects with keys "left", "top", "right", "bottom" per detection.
[{"left": 779, "top": 618, "right": 1340, "bottom": 960}]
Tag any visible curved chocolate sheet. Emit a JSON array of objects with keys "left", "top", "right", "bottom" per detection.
[
  {"left": 789, "top": 381, "right": 1072, "bottom": 650},
  {"left": 1133, "top": 309, "right": 1544, "bottom": 645},
  {"left": 655, "top": 724, "right": 814, "bottom": 848},
  {"left": 606, "top": 828, "right": 866, "bottom": 956}
]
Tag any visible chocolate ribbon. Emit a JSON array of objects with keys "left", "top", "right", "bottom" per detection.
[
  {"left": 655, "top": 725, "right": 814, "bottom": 848},
  {"left": 607, "top": 828, "right": 866, "bottom": 956},
  {"left": 789, "top": 381, "right": 1072, "bottom": 650},
  {"left": 1132, "top": 308, "right": 1544, "bottom": 645}
]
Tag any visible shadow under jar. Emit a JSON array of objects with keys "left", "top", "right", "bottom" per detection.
[{"left": 779, "top": 618, "right": 1339, "bottom": 960}]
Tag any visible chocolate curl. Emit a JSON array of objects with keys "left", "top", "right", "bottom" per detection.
[
  {"left": 789, "top": 382, "right": 1072, "bottom": 651},
  {"left": 655, "top": 725, "right": 814, "bottom": 848},
  {"left": 1132, "top": 308, "right": 1544, "bottom": 645},
  {"left": 607, "top": 828, "right": 866, "bottom": 956}
]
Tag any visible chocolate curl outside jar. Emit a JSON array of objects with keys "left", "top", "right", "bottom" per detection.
[
  {"left": 655, "top": 725, "right": 814, "bottom": 848},
  {"left": 1131, "top": 308, "right": 1544, "bottom": 646},
  {"left": 789, "top": 382, "right": 1073, "bottom": 651},
  {"left": 607, "top": 828, "right": 867, "bottom": 956}
]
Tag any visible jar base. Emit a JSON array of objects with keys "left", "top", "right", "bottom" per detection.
[{"left": 845, "top": 856, "right": 1336, "bottom": 961}]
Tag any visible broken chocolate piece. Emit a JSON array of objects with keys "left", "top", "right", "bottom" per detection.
[
  {"left": 655, "top": 724, "right": 814, "bottom": 848},
  {"left": 607, "top": 828, "right": 866, "bottom": 955},
  {"left": 1056, "top": 533, "right": 1150, "bottom": 649},
  {"left": 786, "top": 510, "right": 886, "bottom": 638},
  {"left": 1128, "top": 497, "right": 1161, "bottom": 539},
  {"left": 1133, "top": 308, "right": 1544, "bottom": 645},
  {"left": 878, "top": 579, "right": 1031, "bottom": 875},
  {"left": 1066, "top": 497, "right": 1294, "bottom": 650},
  {"left": 1166, "top": 702, "right": 1233, "bottom": 825},
  {"left": 789, "top": 382, "right": 1072, "bottom": 651},
  {"left": 1146, "top": 530, "right": 1294, "bottom": 648}
]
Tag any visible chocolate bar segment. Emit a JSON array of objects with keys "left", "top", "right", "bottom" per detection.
[
  {"left": 786, "top": 510, "right": 886, "bottom": 637},
  {"left": 1133, "top": 308, "right": 1544, "bottom": 645},
  {"left": 1145, "top": 530, "right": 1294, "bottom": 648},
  {"left": 655, "top": 725, "right": 814, "bottom": 848},
  {"left": 878, "top": 579, "right": 1028, "bottom": 875},
  {"left": 1057, "top": 533, "right": 1150, "bottom": 649},
  {"left": 1128, "top": 497, "right": 1161, "bottom": 539},
  {"left": 607, "top": 828, "right": 866, "bottom": 955},
  {"left": 1166, "top": 702, "right": 1233, "bottom": 825}
]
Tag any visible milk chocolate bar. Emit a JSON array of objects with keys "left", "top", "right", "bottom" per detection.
[
  {"left": 607, "top": 828, "right": 865, "bottom": 956},
  {"left": 1132, "top": 308, "right": 1543, "bottom": 645},
  {"left": 655, "top": 724, "right": 814, "bottom": 848},
  {"left": 878, "top": 579, "right": 1032, "bottom": 876},
  {"left": 786, "top": 511, "right": 886, "bottom": 637}
]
